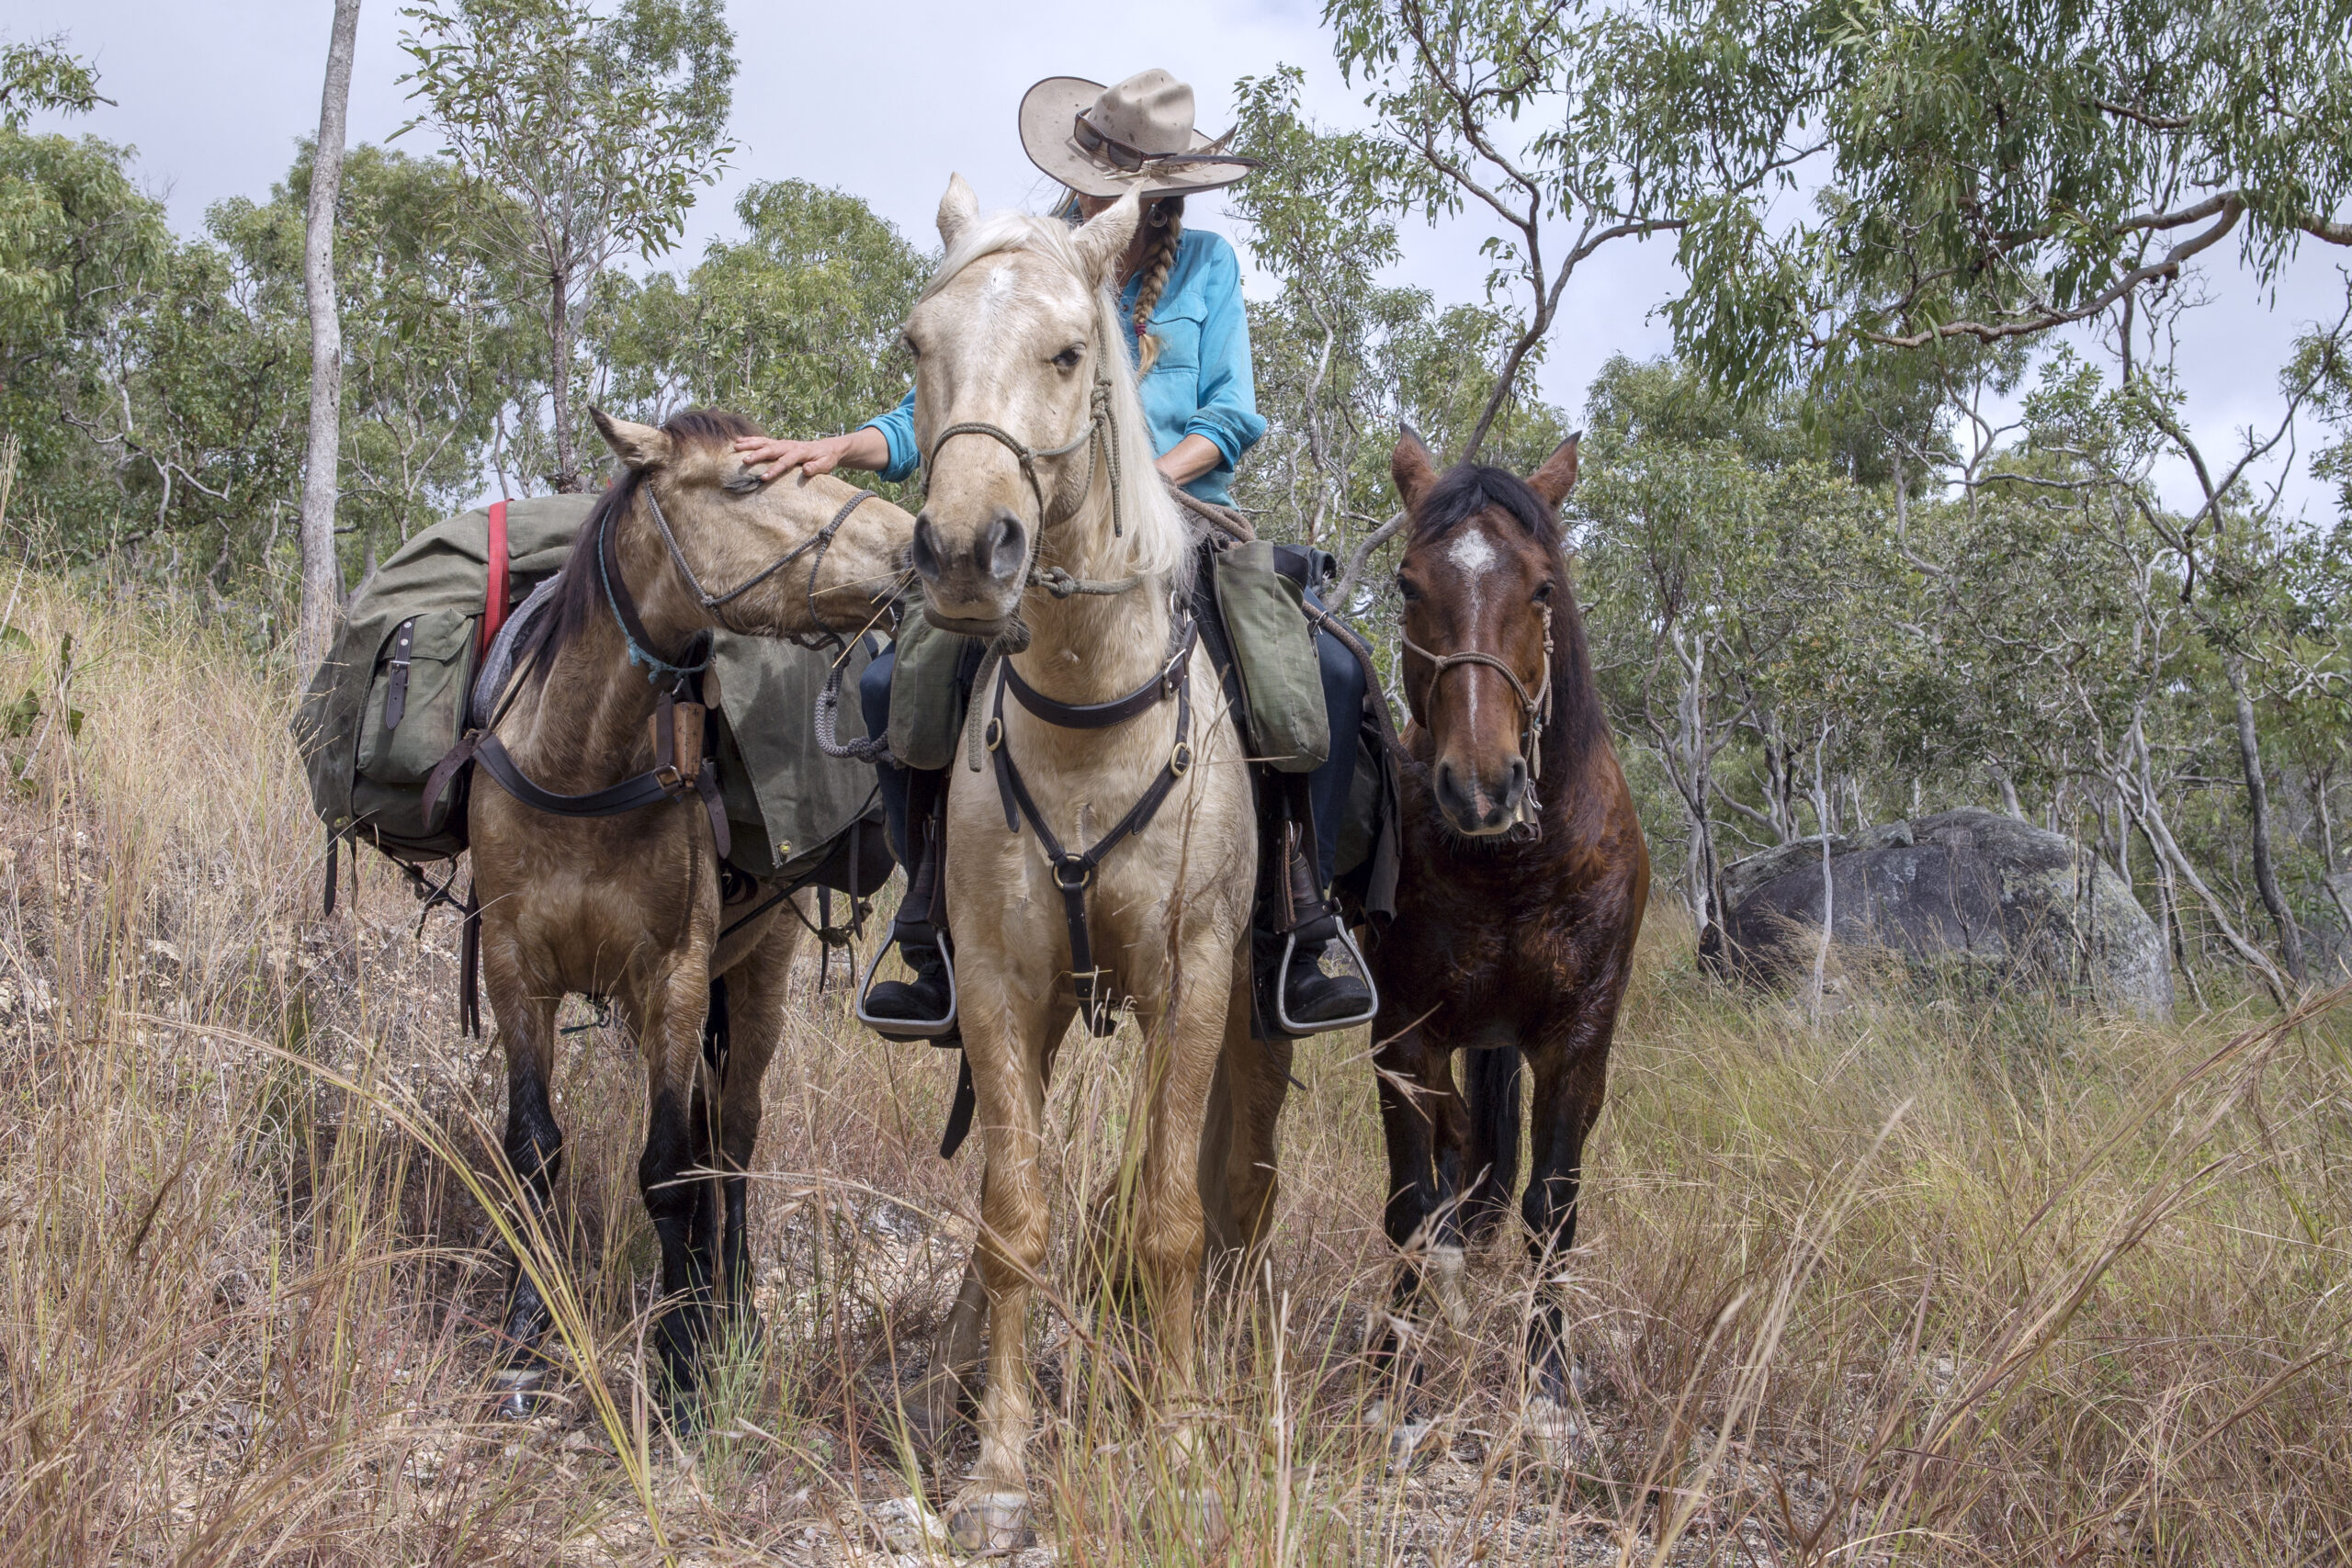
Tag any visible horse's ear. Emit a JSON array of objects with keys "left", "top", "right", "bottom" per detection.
[
  {"left": 937, "top": 174, "right": 979, "bottom": 249},
  {"left": 593, "top": 407, "right": 671, "bottom": 471},
  {"left": 1391, "top": 425, "right": 1440, "bottom": 509},
  {"left": 1071, "top": 190, "right": 1142, "bottom": 289},
  {"left": 1529, "top": 431, "right": 1582, "bottom": 506}
]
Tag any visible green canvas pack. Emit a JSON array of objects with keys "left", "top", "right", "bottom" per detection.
[
  {"left": 1211, "top": 542, "right": 1329, "bottom": 773},
  {"left": 293, "top": 494, "right": 885, "bottom": 887},
  {"left": 295, "top": 497, "right": 591, "bottom": 866}
]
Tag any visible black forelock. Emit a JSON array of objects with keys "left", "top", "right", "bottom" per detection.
[{"left": 1407, "top": 462, "right": 1561, "bottom": 549}]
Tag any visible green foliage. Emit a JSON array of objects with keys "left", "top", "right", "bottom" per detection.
[
  {"left": 1656, "top": 0, "right": 2352, "bottom": 393},
  {"left": 0, "top": 33, "right": 105, "bottom": 130},
  {"left": 595, "top": 178, "right": 927, "bottom": 484},
  {"left": 399, "top": 0, "right": 736, "bottom": 488}
]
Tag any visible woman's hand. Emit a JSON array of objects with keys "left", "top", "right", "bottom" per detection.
[{"left": 732, "top": 428, "right": 889, "bottom": 482}]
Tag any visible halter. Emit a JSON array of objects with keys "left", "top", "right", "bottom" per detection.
[
  {"left": 923, "top": 353, "right": 1128, "bottom": 539},
  {"left": 641, "top": 483, "right": 882, "bottom": 649},
  {"left": 1401, "top": 601, "right": 1555, "bottom": 834}
]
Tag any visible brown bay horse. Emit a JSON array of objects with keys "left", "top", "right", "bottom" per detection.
[
  {"left": 463, "top": 408, "right": 911, "bottom": 1412},
  {"left": 1367, "top": 429, "right": 1648, "bottom": 1456}
]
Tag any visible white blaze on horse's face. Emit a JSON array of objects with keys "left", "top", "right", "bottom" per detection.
[{"left": 901, "top": 179, "right": 1143, "bottom": 637}]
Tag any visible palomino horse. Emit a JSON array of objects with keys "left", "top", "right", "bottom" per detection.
[
  {"left": 1367, "top": 430, "right": 1648, "bottom": 1457},
  {"left": 461, "top": 408, "right": 912, "bottom": 1409},
  {"left": 902, "top": 177, "right": 1281, "bottom": 1549}
]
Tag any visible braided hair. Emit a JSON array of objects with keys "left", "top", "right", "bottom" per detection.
[{"left": 1131, "top": 197, "right": 1184, "bottom": 374}]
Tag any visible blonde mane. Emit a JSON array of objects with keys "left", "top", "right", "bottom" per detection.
[{"left": 921, "top": 209, "right": 1196, "bottom": 593}]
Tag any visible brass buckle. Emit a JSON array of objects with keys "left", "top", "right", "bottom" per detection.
[
  {"left": 1170, "top": 739, "right": 1193, "bottom": 776},
  {"left": 984, "top": 716, "right": 1005, "bottom": 751}
]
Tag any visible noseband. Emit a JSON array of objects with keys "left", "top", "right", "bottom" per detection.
[{"left": 1401, "top": 600, "right": 1555, "bottom": 831}]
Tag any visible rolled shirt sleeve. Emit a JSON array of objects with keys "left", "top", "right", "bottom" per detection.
[
  {"left": 1182, "top": 239, "right": 1266, "bottom": 479},
  {"left": 860, "top": 388, "right": 921, "bottom": 483}
]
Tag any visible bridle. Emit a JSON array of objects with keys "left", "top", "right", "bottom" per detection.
[
  {"left": 641, "top": 482, "right": 884, "bottom": 652},
  {"left": 921, "top": 316, "right": 1131, "bottom": 543},
  {"left": 1401, "top": 599, "right": 1555, "bottom": 833}
]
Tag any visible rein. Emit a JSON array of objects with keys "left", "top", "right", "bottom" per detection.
[{"left": 1402, "top": 601, "right": 1555, "bottom": 834}]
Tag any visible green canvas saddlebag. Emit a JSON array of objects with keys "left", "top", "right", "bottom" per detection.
[
  {"left": 294, "top": 492, "right": 889, "bottom": 897},
  {"left": 295, "top": 496, "right": 591, "bottom": 869}
]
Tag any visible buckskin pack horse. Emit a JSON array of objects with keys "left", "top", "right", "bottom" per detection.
[
  {"left": 901, "top": 177, "right": 1283, "bottom": 1550},
  {"left": 1367, "top": 429, "right": 1648, "bottom": 1459},
  {"left": 447, "top": 408, "right": 913, "bottom": 1411}
]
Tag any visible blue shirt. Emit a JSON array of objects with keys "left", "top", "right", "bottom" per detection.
[{"left": 862, "top": 227, "right": 1267, "bottom": 506}]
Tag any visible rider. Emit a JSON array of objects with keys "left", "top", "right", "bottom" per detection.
[{"left": 735, "top": 69, "right": 1372, "bottom": 1032}]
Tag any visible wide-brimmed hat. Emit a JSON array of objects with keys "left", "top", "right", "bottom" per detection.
[{"left": 1018, "top": 70, "right": 1259, "bottom": 201}]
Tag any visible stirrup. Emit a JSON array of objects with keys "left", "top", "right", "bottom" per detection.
[
  {"left": 1274, "top": 922, "right": 1380, "bottom": 1037},
  {"left": 854, "top": 930, "right": 959, "bottom": 1042}
]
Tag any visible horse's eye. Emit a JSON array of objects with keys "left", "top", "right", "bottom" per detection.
[
  {"left": 1052, "top": 344, "right": 1084, "bottom": 372},
  {"left": 900, "top": 332, "right": 921, "bottom": 361},
  {"left": 1396, "top": 577, "right": 1420, "bottom": 604},
  {"left": 1533, "top": 580, "right": 1555, "bottom": 603}
]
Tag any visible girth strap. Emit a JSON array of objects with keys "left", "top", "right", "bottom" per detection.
[{"left": 986, "top": 639, "right": 1195, "bottom": 1036}]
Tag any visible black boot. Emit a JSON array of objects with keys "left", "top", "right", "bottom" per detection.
[
  {"left": 865, "top": 935, "right": 953, "bottom": 1026},
  {"left": 1283, "top": 935, "right": 1374, "bottom": 1026},
  {"left": 1256, "top": 805, "right": 1376, "bottom": 1036}
]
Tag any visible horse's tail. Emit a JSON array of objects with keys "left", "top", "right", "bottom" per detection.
[{"left": 1463, "top": 1047, "right": 1522, "bottom": 1243}]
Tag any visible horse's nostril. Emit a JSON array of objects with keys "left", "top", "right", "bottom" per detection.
[
  {"left": 1506, "top": 757, "right": 1529, "bottom": 803},
  {"left": 982, "top": 510, "right": 1028, "bottom": 584},
  {"left": 1435, "top": 761, "right": 1470, "bottom": 818},
  {"left": 910, "top": 514, "right": 944, "bottom": 581}
]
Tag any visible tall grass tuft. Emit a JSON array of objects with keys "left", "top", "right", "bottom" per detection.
[{"left": 0, "top": 575, "right": 2345, "bottom": 1563}]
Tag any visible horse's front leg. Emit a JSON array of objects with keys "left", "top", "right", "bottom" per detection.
[
  {"left": 631, "top": 957, "right": 722, "bottom": 1409},
  {"left": 1371, "top": 1014, "right": 1472, "bottom": 1464},
  {"left": 1517, "top": 993, "right": 1621, "bottom": 1461},
  {"left": 706, "top": 920, "right": 797, "bottom": 1329},
  {"left": 483, "top": 944, "right": 563, "bottom": 1417},
  {"left": 945, "top": 967, "right": 1058, "bottom": 1553},
  {"left": 1128, "top": 931, "right": 1238, "bottom": 1543}
]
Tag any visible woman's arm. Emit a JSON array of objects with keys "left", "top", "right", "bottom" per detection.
[
  {"left": 733, "top": 388, "right": 916, "bottom": 482},
  {"left": 1154, "top": 434, "right": 1223, "bottom": 486},
  {"left": 1182, "top": 239, "right": 1269, "bottom": 474}
]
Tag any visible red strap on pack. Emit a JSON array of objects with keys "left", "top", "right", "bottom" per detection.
[{"left": 481, "top": 499, "right": 511, "bottom": 658}]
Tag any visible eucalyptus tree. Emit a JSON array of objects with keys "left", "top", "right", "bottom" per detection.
[
  {"left": 594, "top": 178, "right": 927, "bottom": 477},
  {"left": 399, "top": 0, "right": 734, "bottom": 491},
  {"left": 297, "top": 0, "right": 362, "bottom": 665}
]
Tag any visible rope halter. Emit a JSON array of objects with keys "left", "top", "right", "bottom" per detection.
[{"left": 1401, "top": 600, "right": 1555, "bottom": 832}]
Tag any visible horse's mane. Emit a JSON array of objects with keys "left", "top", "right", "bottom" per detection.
[
  {"left": 526, "top": 407, "right": 766, "bottom": 678},
  {"left": 920, "top": 209, "right": 1194, "bottom": 593},
  {"left": 1408, "top": 462, "right": 1563, "bottom": 551}
]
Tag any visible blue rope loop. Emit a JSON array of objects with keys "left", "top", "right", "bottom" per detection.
[{"left": 601, "top": 534, "right": 710, "bottom": 682}]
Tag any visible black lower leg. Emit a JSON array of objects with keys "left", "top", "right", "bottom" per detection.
[
  {"left": 498, "top": 1070, "right": 565, "bottom": 1383},
  {"left": 640, "top": 1089, "right": 712, "bottom": 1401}
]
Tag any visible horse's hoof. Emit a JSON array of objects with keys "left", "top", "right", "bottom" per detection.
[
  {"left": 489, "top": 1366, "right": 548, "bottom": 1421},
  {"left": 1425, "top": 1244, "right": 1469, "bottom": 1333},
  {"left": 1522, "top": 1393, "right": 1585, "bottom": 1469},
  {"left": 946, "top": 1488, "right": 1032, "bottom": 1553},
  {"left": 1155, "top": 1488, "right": 1227, "bottom": 1552},
  {"left": 1386, "top": 1416, "right": 1445, "bottom": 1472}
]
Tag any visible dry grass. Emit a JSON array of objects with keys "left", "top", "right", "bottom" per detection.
[{"left": 2, "top": 577, "right": 2348, "bottom": 1565}]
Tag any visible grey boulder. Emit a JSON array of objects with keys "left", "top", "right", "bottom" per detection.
[{"left": 1707, "top": 807, "right": 2173, "bottom": 1019}]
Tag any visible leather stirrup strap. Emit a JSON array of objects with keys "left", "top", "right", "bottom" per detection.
[
  {"left": 459, "top": 879, "right": 483, "bottom": 1037},
  {"left": 940, "top": 1049, "right": 978, "bottom": 1159}
]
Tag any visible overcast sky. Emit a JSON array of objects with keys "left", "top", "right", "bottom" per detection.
[{"left": 14, "top": 0, "right": 2346, "bottom": 516}]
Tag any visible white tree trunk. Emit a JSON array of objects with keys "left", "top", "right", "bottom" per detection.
[{"left": 295, "top": 0, "right": 362, "bottom": 669}]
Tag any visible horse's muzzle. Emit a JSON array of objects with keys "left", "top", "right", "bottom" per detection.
[
  {"left": 1435, "top": 754, "right": 1529, "bottom": 837},
  {"left": 911, "top": 506, "right": 1028, "bottom": 629}
]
